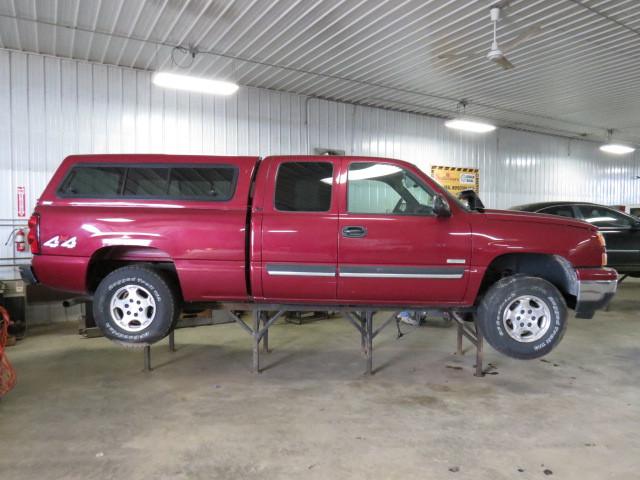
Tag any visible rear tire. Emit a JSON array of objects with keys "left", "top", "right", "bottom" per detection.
[
  {"left": 93, "top": 266, "right": 179, "bottom": 346},
  {"left": 476, "top": 275, "right": 567, "bottom": 359}
]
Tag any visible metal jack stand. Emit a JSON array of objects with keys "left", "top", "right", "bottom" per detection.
[
  {"left": 223, "top": 307, "right": 399, "bottom": 375},
  {"left": 228, "top": 310, "right": 285, "bottom": 373},
  {"left": 451, "top": 313, "right": 484, "bottom": 377},
  {"left": 344, "top": 311, "right": 398, "bottom": 375},
  {"left": 143, "top": 330, "right": 176, "bottom": 372}
]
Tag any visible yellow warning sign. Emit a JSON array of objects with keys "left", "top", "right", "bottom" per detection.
[{"left": 430, "top": 165, "right": 479, "bottom": 195}]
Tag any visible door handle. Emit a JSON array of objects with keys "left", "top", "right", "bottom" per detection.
[{"left": 342, "top": 226, "right": 367, "bottom": 238}]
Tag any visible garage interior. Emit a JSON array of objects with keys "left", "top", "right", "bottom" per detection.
[{"left": 1, "top": 1, "right": 640, "bottom": 479}]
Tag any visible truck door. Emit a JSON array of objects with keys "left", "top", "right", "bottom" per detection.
[
  {"left": 337, "top": 160, "right": 471, "bottom": 304},
  {"left": 258, "top": 157, "right": 339, "bottom": 301}
]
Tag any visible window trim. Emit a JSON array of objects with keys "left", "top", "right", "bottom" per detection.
[
  {"left": 273, "top": 161, "right": 335, "bottom": 213},
  {"left": 538, "top": 205, "right": 577, "bottom": 218},
  {"left": 346, "top": 161, "right": 437, "bottom": 217},
  {"left": 56, "top": 162, "right": 239, "bottom": 202}
]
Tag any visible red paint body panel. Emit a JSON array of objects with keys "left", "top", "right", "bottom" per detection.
[
  {"left": 32, "top": 255, "right": 88, "bottom": 294},
  {"left": 575, "top": 267, "right": 618, "bottom": 282},
  {"left": 468, "top": 209, "right": 603, "bottom": 267},
  {"left": 258, "top": 156, "right": 339, "bottom": 301},
  {"left": 335, "top": 158, "right": 470, "bottom": 303},
  {"left": 35, "top": 154, "right": 258, "bottom": 301},
  {"left": 30, "top": 154, "right": 611, "bottom": 311},
  {"left": 174, "top": 260, "right": 247, "bottom": 301},
  {"left": 460, "top": 209, "right": 605, "bottom": 305}
]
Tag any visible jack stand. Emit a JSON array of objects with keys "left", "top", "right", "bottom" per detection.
[
  {"left": 451, "top": 312, "right": 484, "bottom": 377},
  {"left": 143, "top": 330, "right": 176, "bottom": 372},
  {"left": 169, "top": 329, "right": 176, "bottom": 352},
  {"left": 345, "top": 311, "right": 398, "bottom": 375},
  {"left": 365, "top": 312, "right": 373, "bottom": 375},
  {"left": 261, "top": 311, "right": 270, "bottom": 353},
  {"left": 143, "top": 345, "right": 151, "bottom": 372},
  {"left": 252, "top": 311, "right": 260, "bottom": 373},
  {"left": 228, "top": 310, "right": 284, "bottom": 374}
]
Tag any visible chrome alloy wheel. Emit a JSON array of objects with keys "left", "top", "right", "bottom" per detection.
[
  {"left": 502, "top": 295, "right": 551, "bottom": 343},
  {"left": 109, "top": 285, "right": 157, "bottom": 332}
]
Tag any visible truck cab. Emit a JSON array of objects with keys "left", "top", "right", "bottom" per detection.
[{"left": 251, "top": 156, "right": 470, "bottom": 305}]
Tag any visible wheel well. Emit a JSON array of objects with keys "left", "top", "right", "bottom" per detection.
[
  {"left": 480, "top": 253, "right": 578, "bottom": 307},
  {"left": 86, "top": 247, "right": 182, "bottom": 299}
]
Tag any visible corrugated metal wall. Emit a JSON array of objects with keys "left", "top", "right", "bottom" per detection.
[
  {"left": 308, "top": 99, "right": 640, "bottom": 209},
  {"left": 1, "top": 49, "right": 639, "bottom": 280}
]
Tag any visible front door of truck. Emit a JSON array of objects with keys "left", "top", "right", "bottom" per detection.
[
  {"left": 259, "top": 158, "right": 339, "bottom": 301},
  {"left": 337, "top": 160, "right": 470, "bottom": 304}
]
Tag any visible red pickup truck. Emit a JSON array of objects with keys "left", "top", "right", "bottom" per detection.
[{"left": 22, "top": 154, "right": 616, "bottom": 360}]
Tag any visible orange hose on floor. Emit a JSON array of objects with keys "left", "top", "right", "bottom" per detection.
[{"left": 0, "top": 306, "right": 17, "bottom": 396}]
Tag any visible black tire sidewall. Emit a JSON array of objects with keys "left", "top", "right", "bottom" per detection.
[
  {"left": 94, "top": 267, "right": 177, "bottom": 345},
  {"left": 477, "top": 275, "right": 567, "bottom": 359}
]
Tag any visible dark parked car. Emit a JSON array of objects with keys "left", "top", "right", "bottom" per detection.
[{"left": 512, "top": 202, "right": 640, "bottom": 277}]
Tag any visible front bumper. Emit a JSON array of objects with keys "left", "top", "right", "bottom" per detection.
[{"left": 575, "top": 267, "right": 618, "bottom": 319}]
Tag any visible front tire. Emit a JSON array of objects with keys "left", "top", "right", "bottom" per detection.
[
  {"left": 93, "top": 266, "right": 179, "bottom": 346},
  {"left": 476, "top": 275, "right": 567, "bottom": 359}
]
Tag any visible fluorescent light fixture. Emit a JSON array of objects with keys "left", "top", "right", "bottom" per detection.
[
  {"left": 152, "top": 72, "right": 238, "bottom": 95},
  {"left": 445, "top": 118, "right": 496, "bottom": 133},
  {"left": 599, "top": 143, "right": 635, "bottom": 155}
]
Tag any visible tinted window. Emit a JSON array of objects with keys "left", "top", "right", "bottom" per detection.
[
  {"left": 539, "top": 205, "right": 575, "bottom": 218},
  {"left": 275, "top": 162, "right": 333, "bottom": 212},
  {"left": 347, "top": 162, "right": 435, "bottom": 215},
  {"left": 59, "top": 167, "right": 125, "bottom": 196},
  {"left": 169, "top": 167, "right": 236, "bottom": 199},
  {"left": 58, "top": 164, "right": 237, "bottom": 201},
  {"left": 578, "top": 205, "right": 634, "bottom": 228},
  {"left": 124, "top": 168, "right": 169, "bottom": 196}
]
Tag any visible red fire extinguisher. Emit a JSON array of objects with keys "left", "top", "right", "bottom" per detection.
[{"left": 14, "top": 229, "right": 25, "bottom": 253}]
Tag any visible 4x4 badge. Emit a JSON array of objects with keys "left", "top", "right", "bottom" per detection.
[{"left": 43, "top": 235, "right": 77, "bottom": 249}]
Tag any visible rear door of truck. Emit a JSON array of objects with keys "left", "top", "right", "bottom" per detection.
[{"left": 253, "top": 156, "right": 340, "bottom": 301}]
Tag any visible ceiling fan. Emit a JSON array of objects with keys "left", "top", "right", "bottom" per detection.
[{"left": 438, "top": 0, "right": 543, "bottom": 70}]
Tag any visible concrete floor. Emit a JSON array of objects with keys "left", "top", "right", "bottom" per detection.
[{"left": 1, "top": 283, "right": 640, "bottom": 480}]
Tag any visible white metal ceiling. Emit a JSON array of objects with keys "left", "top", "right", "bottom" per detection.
[{"left": 1, "top": 0, "right": 639, "bottom": 144}]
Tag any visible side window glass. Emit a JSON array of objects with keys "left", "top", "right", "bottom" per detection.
[
  {"left": 348, "top": 178, "right": 401, "bottom": 214},
  {"left": 540, "top": 206, "right": 575, "bottom": 218},
  {"left": 59, "top": 165, "right": 237, "bottom": 201},
  {"left": 59, "top": 167, "right": 125, "bottom": 196},
  {"left": 347, "top": 162, "right": 435, "bottom": 215},
  {"left": 169, "top": 167, "right": 236, "bottom": 200},
  {"left": 274, "top": 162, "right": 333, "bottom": 212},
  {"left": 578, "top": 205, "right": 633, "bottom": 228},
  {"left": 124, "top": 168, "right": 169, "bottom": 196}
]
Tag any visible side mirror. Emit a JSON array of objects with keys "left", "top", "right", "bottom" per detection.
[{"left": 433, "top": 195, "right": 451, "bottom": 217}]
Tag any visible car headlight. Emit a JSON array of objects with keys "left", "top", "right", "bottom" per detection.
[{"left": 596, "top": 232, "right": 607, "bottom": 266}]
